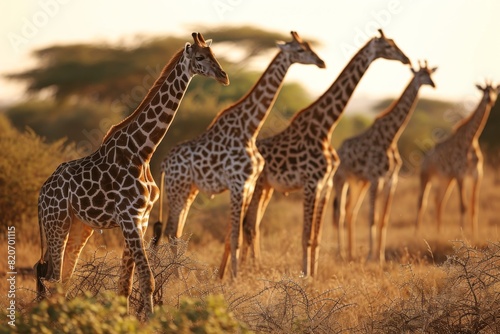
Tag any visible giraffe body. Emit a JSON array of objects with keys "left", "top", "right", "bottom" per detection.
[
  {"left": 333, "top": 62, "right": 437, "bottom": 263},
  {"left": 154, "top": 32, "right": 325, "bottom": 279},
  {"left": 416, "top": 82, "right": 499, "bottom": 237},
  {"left": 240, "top": 30, "right": 411, "bottom": 277},
  {"left": 35, "top": 33, "right": 228, "bottom": 316}
]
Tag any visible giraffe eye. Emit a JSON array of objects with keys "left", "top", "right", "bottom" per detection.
[{"left": 195, "top": 56, "right": 204, "bottom": 61}]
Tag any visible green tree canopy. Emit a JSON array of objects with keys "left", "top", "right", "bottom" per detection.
[
  {"left": 0, "top": 114, "right": 77, "bottom": 229},
  {"left": 5, "top": 26, "right": 310, "bottom": 106},
  {"left": 3, "top": 26, "right": 318, "bottom": 179}
]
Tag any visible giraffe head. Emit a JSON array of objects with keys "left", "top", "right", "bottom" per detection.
[
  {"left": 185, "top": 32, "right": 230, "bottom": 85},
  {"left": 276, "top": 31, "right": 326, "bottom": 68},
  {"left": 410, "top": 60, "right": 437, "bottom": 88},
  {"left": 475, "top": 80, "right": 500, "bottom": 105},
  {"left": 370, "top": 29, "right": 411, "bottom": 65}
]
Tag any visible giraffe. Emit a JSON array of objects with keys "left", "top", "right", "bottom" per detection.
[
  {"left": 34, "top": 32, "right": 229, "bottom": 316},
  {"left": 236, "top": 29, "right": 411, "bottom": 277},
  {"left": 152, "top": 31, "right": 325, "bottom": 279},
  {"left": 415, "top": 81, "right": 500, "bottom": 237},
  {"left": 332, "top": 61, "right": 437, "bottom": 263}
]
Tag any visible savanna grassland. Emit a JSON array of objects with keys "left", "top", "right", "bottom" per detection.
[
  {"left": 1, "top": 165, "right": 499, "bottom": 333},
  {"left": 1, "top": 27, "right": 499, "bottom": 333}
]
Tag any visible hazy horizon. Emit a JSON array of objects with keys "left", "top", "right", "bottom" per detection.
[{"left": 2, "top": 1, "right": 499, "bottom": 108}]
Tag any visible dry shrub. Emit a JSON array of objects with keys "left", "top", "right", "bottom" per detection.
[
  {"left": 29, "top": 238, "right": 498, "bottom": 333},
  {"left": 229, "top": 277, "right": 352, "bottom": 334},
  {"left": 66, "top": 237, "right": 224, "bottom": 316},
  {"left": 0, "top": 115, "right": 78, "bottom": 232},
  {"left": 369, "top": 241, "right": 500, "bottom": 333}
]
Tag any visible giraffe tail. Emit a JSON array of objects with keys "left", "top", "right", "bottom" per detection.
[
  {"left": 152, "top": 170, "right": 166, "bottom": 247},
  {"left": 34, "top": 200, "right": 49, "bottom": 297}
]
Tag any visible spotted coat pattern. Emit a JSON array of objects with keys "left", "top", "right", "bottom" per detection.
[
  {"left": 240, "top": 30, "right": 411, "bottom": 277},
  {"left": 155, "top": 32, "right": 325, "bottom": 279},
  {"left": 35, "top": 33, "right": 228, "bottom": 316},
  {"left": 333, "top": 63, "right": 437, "bottom": 263},
  {"left": 416, "top": 83, "right": 499, "bottom": 237}
]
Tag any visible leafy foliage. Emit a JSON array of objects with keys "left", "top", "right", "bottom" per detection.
[
  {"left": 2, "top": 27, "right": 316, "bottom": 182},
  {"left": 5, "top": 100, "right": 123, "bottom": 152},
  {"left": 1, "top": 289, "right": 140, "bottom": 334},
  {"left": 0, "top": 288, "right": 250, "bottom": 334},
  {"left": 158, "top": 295, "right": 252, "bottom": 334},
  {"left": 0, "top": 115, "right": 77, "bottom": 229},
  {"left": 4, "top": 26, "right": 294, "bottom": 104}
]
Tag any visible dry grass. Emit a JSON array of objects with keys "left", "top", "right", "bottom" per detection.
[{"left": 1, "top": 168, "right": 499, "bottom": 332}]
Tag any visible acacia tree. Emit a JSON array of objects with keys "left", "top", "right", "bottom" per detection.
[
  {"left": 0, "top": 27, "right": 318, "bottom": 228},
  {"left": 4, "top": 26, "right": 316, "bottom": 145},
  {"left": 5, "top": 26, "right": 316, "bottom": 106}
]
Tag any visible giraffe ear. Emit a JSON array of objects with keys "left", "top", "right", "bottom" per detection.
[
  {"left": 431, "top": 66, "right": 438, "bottom": 73},
  {"left": 475, "top": 84, "right": 484, "bottom": 91},
  {"left": 204, "top": 39, "right": 212, "bottom": 47},
  {"left": 276, "top": 41, "right": 290, "bottom": 51},
  {"left": 184, "top": 42, "right": 193, "bottom": 58}
]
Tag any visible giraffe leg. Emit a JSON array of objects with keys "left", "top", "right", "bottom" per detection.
[
  {"left": 118, "top": 245, "right": 134, "bottom": 308},
  {"left": 241, "top": 176, "right": 273, "bottom": 266},
  {"left": 163, "top": 186, "right": 198, "bottom": 277},
  {"left": 253, "top": 186, "right": 274, "bottom": 262},
  {"left": 367, "top": 181, "right": 382, "bottom": 262},
  {"left": 332, "top": 176, "right": 348, "bottom": 260},
  {"left": 61, "top": 218, "right": 94, "bottom": 283},
  {"left": 241, "top": 179, "right": 264, "bottom": 265},
  {"left": 36, "top": 213, "right": 71, "bottom": 298},
  {"left": 46, "top": 218, "right": 72, "bottom": 283},
  {"left": 225, "top": 182, "right": 255, "bottom": 279},
  {"left": 310, "top": 177, "right": 333, "bottom": 276},
  {"left": 219, "top": 223, "right": 232, "bottom": 279},
  {"left": 456, "top": 176, "right": 468, "bottom": 231},
  {"left": 119, "top": 224, "right": 154, "bottom": 316},
  {"left": 164, "top": 185, "right": 199, "bottom": 243},
  {"left": 377, "top": 173, "right": 399, "bottom": 263},
  {"left": 302, "top": 183, "right": 318, "bottom": 277},
  {"left": 415, "top": 169, "right": 432, "bottom": 234},
  {"left": 434, "top": 178, "right": 453, "bottom": 232},
  {"left": 470, "top": 164, "right": 483, "bottom": 239},
  {"left": 345, "top": 181, "right": 369, "bottom": 261},
  {"left": 302, "top": 179, "right": 332, "bottom": 277}
]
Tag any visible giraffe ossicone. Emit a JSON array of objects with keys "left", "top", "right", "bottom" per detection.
[{"left": 34, "top": 32, "right": 228, "bottom": 317}]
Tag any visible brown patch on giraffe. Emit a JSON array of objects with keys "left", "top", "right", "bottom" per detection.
[{"left": 102, "top": 49, "right": 185, "bottom": 144}]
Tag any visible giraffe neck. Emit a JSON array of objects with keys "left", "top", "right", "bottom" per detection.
[
  {"left": 208, "top": 51, "right": 292, "bottom": 138},
  {"left": 101, "top": 50, "right": 192, "bottom": 163},
  {"left": 371, "top": 77, "right": 421, "bottom": 147},
  {"left": 290, "top": 41, "right": 375, "bottom": 140},
  {"left": 455, "top": 96, "right": 493, "bottom": 145}
]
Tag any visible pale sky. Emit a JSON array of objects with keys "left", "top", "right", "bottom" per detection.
[{"left": 2, "top": 0, "right": 500, "bottom": 108}]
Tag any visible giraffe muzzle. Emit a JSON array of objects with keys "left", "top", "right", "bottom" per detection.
[{"left": 217, "top": 69, "right": 230, "bottom": 86}]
